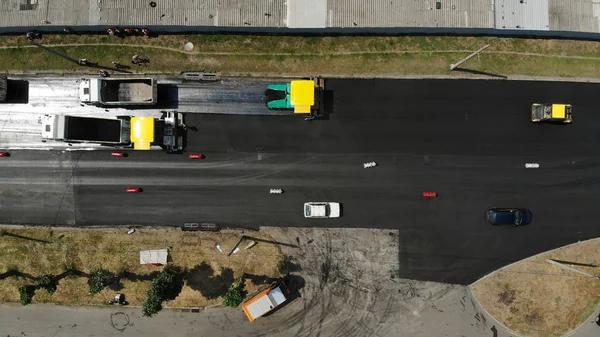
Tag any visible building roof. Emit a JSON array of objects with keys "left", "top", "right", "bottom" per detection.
[
  {"left": 494, "top": 0, "right": 550, "bottom": 30},
  {"left": 288, "top": 0, "right": 327, "bottom": 28},
  {"left": 0, "top": 0, "right": 598, "bottom": 33}
]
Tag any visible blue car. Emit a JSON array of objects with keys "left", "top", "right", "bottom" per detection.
[{"left": 486, "top": 208, "right": 532, "bottom": 226}]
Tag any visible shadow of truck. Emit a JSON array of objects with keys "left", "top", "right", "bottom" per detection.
[{"left": 0, "top": 77, "right": 29, "bottom": 104}]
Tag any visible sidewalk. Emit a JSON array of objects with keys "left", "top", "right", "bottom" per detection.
[
  {"left": 0, "top": 286, "right": 523, "bottom": 337},
  {"left": 566, "top": 305, "right": 600, "bottom": 337},
  {"left": 1, "top": 227, "right": 596, "bottom": 336}
]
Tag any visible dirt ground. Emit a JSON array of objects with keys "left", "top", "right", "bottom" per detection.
[
  {"left": 0, "top": 226, "right": 282, "bottom": 307},
  {"left": 471, "top": 238, "right": 600, "bottom": 337},
  {"left": 257, "top": 227, "right": 462, "bottom": 337}
]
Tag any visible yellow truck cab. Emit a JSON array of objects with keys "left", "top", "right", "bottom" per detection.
[
  {"left": 265, "top": 77, "right": 326, "bottom": 119},
  {"left": 531, "top": 103, "right": 572, "bottom": 123},
  {"left": 130, "top": 116, "right": 154, "bottom": 150}
]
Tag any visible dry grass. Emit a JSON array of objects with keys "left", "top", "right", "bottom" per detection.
[
  {"left": 471, "top": 239, "right": 600, "bottom": 337},
  {"left": 1, "top": 35, "right": 600, "bottom": 77},
  {"left": 0, "top": 227, "right": 283, "bottom": 307}
]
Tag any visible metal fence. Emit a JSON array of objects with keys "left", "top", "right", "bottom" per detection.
[{"left": 3, "top": 26, "right": 600, "bottom": 42}]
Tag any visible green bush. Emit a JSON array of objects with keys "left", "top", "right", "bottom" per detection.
[
  {"left": 19, "top": 285, "right": 35, "bottom": 305},
  {"left": 142, "top": 290, "right": 163, "bottom": 317},
  {"left": 36, "top": 274, "right": 57, "bottom": 295},
  {"left": 152, "top": 265, "right": 183, "bottom": 301},
  {"left": 88, "top": 269, "right": 116, "bottom": 295},
  {"left": 223, "top": 277, "right": 246, "bottom": 308},
  {"left": 142, "top": 265, "right": 183, "bottom": 317}
]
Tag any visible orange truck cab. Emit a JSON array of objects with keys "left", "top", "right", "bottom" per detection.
[{"left": 241, "top": 281, "right": 290, "bottom": 322}]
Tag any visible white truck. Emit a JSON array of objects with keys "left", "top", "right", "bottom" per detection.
[
  {"left": 79, "top": 77, "right": 157, "bottom": 106},
  {"left": 41, "top": 112, "right": 185, "bottom": 153},
  {"left": 241, "top": 281, "right": 290, "bottom": 322}
]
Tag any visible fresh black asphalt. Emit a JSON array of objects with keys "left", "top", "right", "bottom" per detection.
[{"left": 2, "top": 79, "right": 600, "bottom": 284}]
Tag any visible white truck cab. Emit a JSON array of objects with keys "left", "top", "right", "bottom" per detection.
[{"left": 78, "top": 78, "right": 99, "bottom": 103}]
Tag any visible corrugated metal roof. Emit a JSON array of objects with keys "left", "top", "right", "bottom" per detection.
[
  {"left": 494, "top": 0, "right": 550, "bottom": 30},
  {"left": 0, "top": 0, "right": 599, "bottom": 34},
  {"left": 327, "top": 0, "right": 493, "bottom": 28},
  {"left": 288, "top": 0, "right": 327, "bottom": 28},
  {"left": 0, "top": 0, "right": 45, "bottom": 27},
  {"left": 97, "top": 0, "right": 286, "bottom": 27},
  {"left": 548, "top": 0, "right": 600, "bottom": 33}
]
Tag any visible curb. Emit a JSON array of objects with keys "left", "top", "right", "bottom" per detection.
[
  {"left": 4, "top": 71, "right": 600, "bottom": 84},
  {"left": 227, "top": 73, "right": 600, "bottom": 83},
  {"left": 467, "top": 286, "right": 523, "bottom": 337},
  {"left": 562, "top": 300, "right": 600, "bottom": 337}
]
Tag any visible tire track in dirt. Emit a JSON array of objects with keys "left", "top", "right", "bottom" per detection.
[
  {"left": 321, "top": 229, "right": 399, "bottom": 337},
  {"left": 259, "top": 228, "right": 401, "bottom": 337}
]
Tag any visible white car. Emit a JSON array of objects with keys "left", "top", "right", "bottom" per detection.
[{"left": 304, "top": 202, "right": 341, "bottom": 218}]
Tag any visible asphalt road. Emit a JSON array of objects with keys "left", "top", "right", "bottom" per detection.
[
  {"left": 0, "top": 76, "right": 281, "bottom": 148},
  {"left": 2, "top": 75, "right": 273, "bottom": 115},
  {"left": 2, "top": 79, "right": 600, "bottom": 284}
]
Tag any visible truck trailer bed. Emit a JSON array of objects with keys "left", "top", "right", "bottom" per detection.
[
  {"left": 64, "top": 116, "right": 122, "bottom": 143},
  {"left": 101, "top": 79, "right": 154, "bottom": 103}
]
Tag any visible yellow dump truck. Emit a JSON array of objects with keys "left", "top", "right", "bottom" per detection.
[
  {"left": 531, "top": 103, "right": 572, "bottom": 123},
  {"left": 42, "top": 112, "right": 184, "bottom": 153}
]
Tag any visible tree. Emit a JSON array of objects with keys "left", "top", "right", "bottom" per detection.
[
  {"left": 36, "top": 274, "right": 57, "bottom": 294},
  {"left": 142, "top": 265, "right": 183, "bottom": 317},
  {"left": 151, "top": 265, "right": 182, "bottom": 300},
  {"left": 19, "top": 285, "right": 35, "bottom": 305},
  {"left": 142, "top": 290, "right": 163, "bottom": 317},
  {"left": 88, "top": 269, "right": 117, "bottom": 295},
  {"left": 223, "top": 277, "right": 246, "bottom": 308}
]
